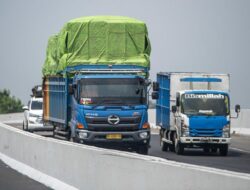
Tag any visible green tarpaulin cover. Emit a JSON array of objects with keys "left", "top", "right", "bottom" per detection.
[{"left": 43, "top": 16, "right": 151, "bottom": 76}]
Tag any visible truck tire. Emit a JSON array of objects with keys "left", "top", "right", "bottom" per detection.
[
  {"left": 160, "top": 136, "right": 168, "bottom": 151},
  {"left": 24, "top": 122, "right": 29, "bottom": 132},
  {"left": 169, "top": 145, "right": 175, "bottom": 152},
  {"left": 70, "top": 137, "right": 78, "bottom": 143},
  {"left": 174, "top": 133, "right": 184, "bottom": 155},
  {"left": 211, "top": 147, "right": 217, "bottom": 153},
  {"left": 136, "top": 145, "right": 149, "bottom": 155},
  {"left": 219, "top": 144, "right": 228, "bottom": 156},
  {"left": 168, "top": 132, "right": 175, "bottom": 152},
  {"left": 22, "top": 122, "right": 26, "bottom": 131},
  {"left": 52, "top": 126, "right": 56, "bottom": 137},
  {"left": 65, "top": 128, "right": 71, "bottom": 141}
]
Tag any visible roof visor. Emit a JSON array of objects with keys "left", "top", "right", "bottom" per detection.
[
  {"left": 184, "top": 94, "right": 225, "bottom": 99},
  {"left": 180, "top": 77, "right": 222, "bottom": 82}
]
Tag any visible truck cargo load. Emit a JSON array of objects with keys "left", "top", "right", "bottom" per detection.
[
  {"left": 42, "top": 35, "right": 58, "bottom": 76},
  {"left": 42, "top": 16, "right": 151, "bottom": 76}
]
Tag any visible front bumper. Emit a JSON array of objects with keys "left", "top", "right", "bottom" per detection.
[
  {"left": 180, "top": 137, "right": 231, "bottom": 144},
  {"left": 75, "top": 129, "right": 150, "bottom": 145},
  {"left": 28, "top": 123, "right": 44, "bottom": 128},
  {"left": 27, "top": 122, "right": 53, "bottom": 131}
]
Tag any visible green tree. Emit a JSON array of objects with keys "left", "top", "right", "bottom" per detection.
[{"left": 0, "top": 89, "right": 23, "bottom": 114}]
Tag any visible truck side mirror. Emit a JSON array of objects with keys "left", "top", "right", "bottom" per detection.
[
  {"left": 144, "top": 79, "right": 151, "bottom": 86},
  {"left": 176, "top": 97, "right": 180, "bottom": 107},
  {"left": 235, "top": 104, "right": 240, "bottom": 113},
  {"left": 153, "top": 82, "right": 159, "bottom": 91},
  {"left": 151, "top": 92, "right": 159, "bottom": 100},
  {"left": 172, "top": 105, "right": 177, "bottom": 113},
  {"left": 69, "top": 84, "right": 76, "bottom": 95},
  {"left": 22, "top": 106, "right": 28, "bottom": 110}
]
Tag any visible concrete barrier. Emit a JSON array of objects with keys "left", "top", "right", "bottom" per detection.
[
  {"left": 0, "top": 111, "right": 249, "bottom": 134},
  {"left": 0, "top": 122, "right": 250, "bottom": 190}
]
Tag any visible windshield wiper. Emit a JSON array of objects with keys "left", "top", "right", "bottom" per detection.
[{"left": 184, "top": 109, "right": 198, "bottom": 115}]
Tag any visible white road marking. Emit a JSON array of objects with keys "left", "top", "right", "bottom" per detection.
[
  {"left": 0, "top": 152, "right": 78, "bottom": 190},
  {"left": 230, "top": 147, "right": 250, "bottom": 154}
]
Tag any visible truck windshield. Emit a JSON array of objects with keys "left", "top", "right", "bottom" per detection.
[
  {"left": 79, "top": 78, "right": 146, "bottom": 105},
  {"left": 181, "top": 93, "right": 230, "bottom": 116},
  {"left": 31, "top": 101, "right": 43, "bottom": 110}
]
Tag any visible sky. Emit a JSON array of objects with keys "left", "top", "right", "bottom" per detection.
[{"left": 0, "top": 0, "right": 249, "bottom": 108}]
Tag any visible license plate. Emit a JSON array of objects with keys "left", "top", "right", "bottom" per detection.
[
  {"left": 106, "top": 134, "right": 122, "bottom": 140},
  {"left": 201, "top": 138, "right": 210, "bottom": 142}
]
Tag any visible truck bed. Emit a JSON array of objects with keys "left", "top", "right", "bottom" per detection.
[{"left": 43, "top": 76, "right": 72, "bottom": 127}]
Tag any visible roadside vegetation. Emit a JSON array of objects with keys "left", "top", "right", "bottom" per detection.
[{"left": 0, "top": 89, "right": 23, "bottom": 114}]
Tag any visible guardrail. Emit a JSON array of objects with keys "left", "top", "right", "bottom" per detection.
[{"left": 0, "top": 122, "right": 250, "bottom": 190}]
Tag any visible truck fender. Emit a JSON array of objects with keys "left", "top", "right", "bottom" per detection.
[{"left": 173, "top": 125, "right": 180, "bottom": 140}]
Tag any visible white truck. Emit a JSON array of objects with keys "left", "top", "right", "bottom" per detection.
[{"left": 152, "top": 72, "right": 240, "bottom": 156}]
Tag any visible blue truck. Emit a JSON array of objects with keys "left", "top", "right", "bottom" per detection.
[
  {"left": 42, "top": 16, "right": 152, "bottom": 154},
  {"left": 43, "top": 65, "right": 151, "bottom": 154},
  {"left": 152, "top": 72, "right": 240, "bottom": 156}
]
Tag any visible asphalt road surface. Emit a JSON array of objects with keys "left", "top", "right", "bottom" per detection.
[
  {"left": 149, "top": 134, "right": 250, "bottom": 174},
  {"left": 6, "top": 123, "right": 250, "bottom": 174},
  {"left": 0, "top": 159, "right": 51, "bottom": 190}
]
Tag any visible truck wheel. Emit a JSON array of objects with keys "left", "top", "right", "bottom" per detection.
[
  {"left": 52, "top": 126, "right": 56, "bottom": 137},
  {"left": 219, "top": 144, "right": 228, "bottom": 156},
  {"left": 136, "top": 145, "right": 149, "bottom": 155},
  {"left": 66, "top": 128, "right": 71, "bottom": 141},
  {"left": 169, "top": 145, "right": 175, "bottom": 152},
  {"left": 70, "top": 137, "right": 78, "bottom": 143},
  {"left": 168, "top": 132, "right": 175, "bottom": 152},
  {"left": 174, "top": 134, "right": 184, "bottom": 155},
  {"left": 160, "top": 137, "right": 168, "bottom": 151},
  {"left": 25, "top": 123, "right": 29, "bottom": 132},
  {"left": 22, "top": 122, "right": 26, "bottom": 131},
  {"left": 211, "top": 147, "right": 217, "bottom": 153}
]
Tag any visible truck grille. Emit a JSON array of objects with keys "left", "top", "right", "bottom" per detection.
[
  {"left": 85, "top": 116, "right": 141, "bottom": 131},
  {"left": 190, "top": 128, "right": 222, "bottom": 137}
]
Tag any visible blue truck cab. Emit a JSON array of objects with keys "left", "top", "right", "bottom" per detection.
[
  {"left": 43, "top": 65, "right": 151, "bottom": 154},
  {"left": 152, "top": 72, "right": 240, "bottom": 156}
]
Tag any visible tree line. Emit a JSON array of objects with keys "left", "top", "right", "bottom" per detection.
[{"left": 0, "top": 89, "right": 23, "bottom": 114}]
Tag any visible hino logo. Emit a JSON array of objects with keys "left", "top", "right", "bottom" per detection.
[{"left": 108, "top": 115, "right": 120, "bottom": 125}]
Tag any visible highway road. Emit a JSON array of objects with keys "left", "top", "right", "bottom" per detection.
[
  {"left": 6, "top": 122, "right": 250, "bottom": 174},
  {"left": 0, "top": 158, "right": 51, "bottom": 190},
  {"left": 149, "top": 134, "right": 250, "bottom": 174}
]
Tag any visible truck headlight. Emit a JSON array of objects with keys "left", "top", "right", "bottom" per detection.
[
  {"left": 223, "top": 124, "right": 230, "bottom": 138},
  {"left": 78, "top": 131, "right": 88, "bottom": 139},
  {"left": 139, "top": 132, "right": 148, "bottom": 139},
  {"left": 181, "top": 124, "right": 189, "bottom": 137},
  {"left": 223, "top": 124, "right": 230, "bottom": 132}
]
